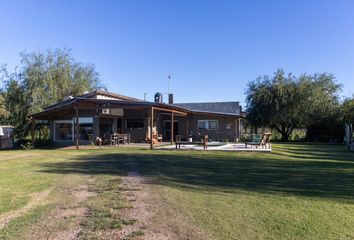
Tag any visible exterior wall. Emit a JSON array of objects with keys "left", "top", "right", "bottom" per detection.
[
  {"left": 47, "top": 107, "right": 242, "bottom": 145},
  {"left": 157, "top": 113, "right": 241, "bottom": 142},
  {"left": 186, "top": 113, "right": 240, "bottom": 142},
  {"left": 123, "top": 109, "right": 149, "bottom": 143}
]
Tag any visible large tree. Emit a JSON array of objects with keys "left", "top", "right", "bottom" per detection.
[
  {"left": 1, "top": 48, "right": 104, "bottom": 138},
  {"left": 245, "top": 70, "right": 341, "bottom": 141},
  {"left": 341, "top": 96, "right": 354, "bottom": 124}
]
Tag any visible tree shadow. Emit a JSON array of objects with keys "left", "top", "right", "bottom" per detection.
[{"left": 37, "top": 145, "right": 354, "bottom": 202}]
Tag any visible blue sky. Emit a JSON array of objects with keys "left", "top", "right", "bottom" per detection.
[{"left": 1, "top": 0, "right": 354, "bottom": 106}]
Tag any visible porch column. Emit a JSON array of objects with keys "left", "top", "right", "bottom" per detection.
[
  {"left": 31, "top": 118, "right": 35, "bottom": 148},
  {"left": 150, "top": 107, "right": 154, "bottom": 150},
  {"left": 185, "top": 117, "right": 189, "bottom": 137},
  {"left": 238, "top": 118, "right": 242, "bottom": 141},
  {"left": 234, "top": 118, "right": 238, "bottom": 142},
  {"left": 75, "top": 107, "right": 79, "bottom": 149},
  {"left": 171, "top": 111, "right": 174, "bottom": 145}
]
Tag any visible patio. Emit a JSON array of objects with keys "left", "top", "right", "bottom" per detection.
[{"left": 155, "top": 142, "right": 272, "bottom": 152}]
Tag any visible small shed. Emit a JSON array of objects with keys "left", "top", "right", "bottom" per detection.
[{"left": 0, "top": 126, "right": 14, "bottom": 149}]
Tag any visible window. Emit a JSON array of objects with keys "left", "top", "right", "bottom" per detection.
[
  {"left": 78, "top": 117, "right": 93, "bottom": 140},
  {"left": 127, "top": 119, "right": 145, "bottom": 129},
  {"left": 55, "top": 121, "right": 73, "bottom": 141},
  {"left": 54, "top": 118, "right": 93, "bottom": 141},
  {"left": 79, "top": 123, "right": 93, "bottom": 140},
  {"left": 197, "top": 120, "right": 219, "bottom": 131}
]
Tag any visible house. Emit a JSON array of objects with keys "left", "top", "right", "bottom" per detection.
[{"left": 31, "top": 90, "right": 244, "bottom": 149}]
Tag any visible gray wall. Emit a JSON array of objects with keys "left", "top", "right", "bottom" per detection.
[
  {"left": 123, "top": 109, "right": 149, "bottom": 143},
  {"left": 157, "top": 113, "right": 241, "bottom": 142}
]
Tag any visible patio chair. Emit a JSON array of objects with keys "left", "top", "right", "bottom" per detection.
[
  {"left": 110, "top": 134, "right": 117, "bottom": 146},
  {"left": 260, "top": 132, "right": 272, "bottom": 149},
  {"left": 116, "top": 134, "right": 125, "bottom": 145},
  {"left": 245, "top": 134, "right": 262, "bottom": 148}
]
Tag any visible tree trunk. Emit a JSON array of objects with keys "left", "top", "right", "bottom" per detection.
[{"left": 281, "top": 132, "right": 288, "bottom": 141}]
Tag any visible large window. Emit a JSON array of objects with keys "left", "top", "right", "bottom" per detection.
[
  {"left": 54, "top": 117, "right": 93, "bottom": 141},
  {"left": 79, "top": 118, "right": 93, "bottom": 140},
  {"left": 127, "top": 119, "right": 145, "bottom": 129},
  {"left": 197, "top": 120, "right": 219, "bottom": 131},
  {"left": 55, "top": 121, "right": 73, "bottom": 141}
]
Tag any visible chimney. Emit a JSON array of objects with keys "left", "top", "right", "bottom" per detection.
[
  {"left": 154, "top": 92, "right": 163, "bottom": 103},
  {"left": 168, "top": 94, "right": 174, "bottom": 104}
]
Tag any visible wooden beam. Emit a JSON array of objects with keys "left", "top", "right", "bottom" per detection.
[
  {"left": 238, "top": 118, "right": 242, "bottom": 141},
  {"left": 234, "top": 118, "right": 237, "bottom": 143},
  {"left": 75, "top": 107, "right": 79, "bottom": 150},
  {"left": 31, "top": 118, "right": 35, "bottom": 148},
  {"left": 186, "top": 117, "right": 189, "bottom": 138},
  {"left": 151, "top": 106, "right": 188, "bottom": 116},
  {"left": 171, "top": 112, "right": 174, "bottom": 145},
  {"left": 150, "top": 107, "right": 154, "bottom": 150}
]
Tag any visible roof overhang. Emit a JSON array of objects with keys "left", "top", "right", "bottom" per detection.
[{"left": 31, "top": 98, "right": 190, "bottom": 120}]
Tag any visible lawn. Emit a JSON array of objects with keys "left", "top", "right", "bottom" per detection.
[{"left": 0, "top": 143, "right": 353, "bottom": 239}]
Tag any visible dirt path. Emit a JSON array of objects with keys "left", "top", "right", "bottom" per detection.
[
  {"left": 105, "top": 171, "right": 210, "bottom": 240},
  {"left": 0, "top": 190, "right": 50, "bottom": 229},
  {"left": 24, "top": 179, "right": 96, "bottom": 240},
  {"left": 1, "top": 172, "right": 209, "bottom": 239}
]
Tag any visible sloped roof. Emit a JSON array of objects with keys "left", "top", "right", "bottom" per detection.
[
  {"left": 32, "top": 90, "right": 244, "bottom": 119},
  {"left": 79, "top": 90, "right": 142, "bottom": 102},
  {"left": 43, "top": 90, "right": 141, "bottom": 110},
  {"left": 173, "top": 102, "right": 241, "bottom": 115}
]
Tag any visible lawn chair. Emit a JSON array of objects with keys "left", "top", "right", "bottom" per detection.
[
  {"left": 260, "top": 132, "right": 271, "bottom": 149},
  {"left": 245, "top": 134, "right": 262, "bottom": 148}
]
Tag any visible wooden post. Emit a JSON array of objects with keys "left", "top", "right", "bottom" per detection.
[
  {"left": 171, "top": 111, "right": 174, "bottom": 145},
  {"left": 239, "top": 118, "right": 242, "bottom": 141},
  {"left": 31, "top": 118, "right": 35, "bottom": 148},
  {"left": 186, "top": 117, "right": 189, "bottom": 138},
  {"left": 75, "top": 107, "right": 79, "bottom": 150},
  {"left": 234, "top": 118, "right": 238, "bottom": 143},
  {"left": 150, "top": 107, "right": 154, "bottom": 150}
]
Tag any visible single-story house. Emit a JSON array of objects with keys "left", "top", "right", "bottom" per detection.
[{"left": 31, "top": 90, "right": 244, "bottom": 149}]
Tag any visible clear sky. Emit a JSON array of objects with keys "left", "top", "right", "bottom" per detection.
[{"left": 1, "top": 0, "right": 354, "bottom": 106}]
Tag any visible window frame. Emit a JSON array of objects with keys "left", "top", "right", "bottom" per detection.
[
  {"left": 197, "top": 120, "right": 219, "bottom": 131},
  {"left": 54, "top": 120, "right": 73, "bottom": 141},
  {"left": 54, "top": 117, "right": 94, "bottom": 141}
]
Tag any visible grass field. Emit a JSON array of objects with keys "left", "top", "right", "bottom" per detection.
[{"left": 0, "top": 143, "right": 353, "bottom": 239}]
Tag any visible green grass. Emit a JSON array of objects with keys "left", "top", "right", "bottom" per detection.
[{"left": 0, "top": 143, "right": 353, "bottom": 239}]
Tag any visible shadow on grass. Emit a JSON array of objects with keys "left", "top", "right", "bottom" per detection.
[{"left": 37, "top": 144, "right": 354, "bottom": 202}]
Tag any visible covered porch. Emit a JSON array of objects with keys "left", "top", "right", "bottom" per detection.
[{"left": 31, "top": 97, "right": 190, "bottom": 150}]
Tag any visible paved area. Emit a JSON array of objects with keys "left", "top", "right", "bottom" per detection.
[{"left": 156, "top": 143, "right": 272, "bottom": 152}]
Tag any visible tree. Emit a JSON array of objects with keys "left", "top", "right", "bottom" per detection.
[
  {"left": 0, "top": 48, "right": 104, "bottom": 138},
  {"left": 19, "top": 48, "right": 103, "bottom": 115},
  {"left": 342, "top": 96, "right": 354, "bottom": 124},
  {"left": 0, "top": 92, "right": 9, "bottom": 122},
  {"left": 245, "top": 70, "right": 341, "bottom": 141}
]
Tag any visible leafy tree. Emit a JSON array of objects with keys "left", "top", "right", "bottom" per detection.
[
  {"left": 341, "top": 96, "right": 354, "bottom": 124},
  {"left": 0, "top": 48, "right": 104, "bottom": 138},
  {"left": 0, "top": 92, "right": 9, "bottom": 122},
  {"left": 245, "top": 70, "right": 341, "bottom": 141}
]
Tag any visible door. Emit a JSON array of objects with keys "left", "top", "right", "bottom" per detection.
[
  {"left": 164, "top": 121, "right": 178, "bottom": 141},
  {"left": 116, "top": 118, "right": 123, "bottom": 133}
]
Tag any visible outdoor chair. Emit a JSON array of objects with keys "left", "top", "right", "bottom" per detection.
[
  {"left": 260, "top": 132, "right": 272, "bottom": 149},
  {"left": 109, "top": 134, "right": 117, "bottom": 146},
  {"left": 244, "top": 134, "right": 262, "bottom": 148}
]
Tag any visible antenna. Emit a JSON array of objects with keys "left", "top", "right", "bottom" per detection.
[{"left": 168, "top": 75, "right": 171, "bottom": 94}]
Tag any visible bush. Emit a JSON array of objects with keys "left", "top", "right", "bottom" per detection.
[{"left": 20, "top": 140, "right": 32, "bottom": 150}]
